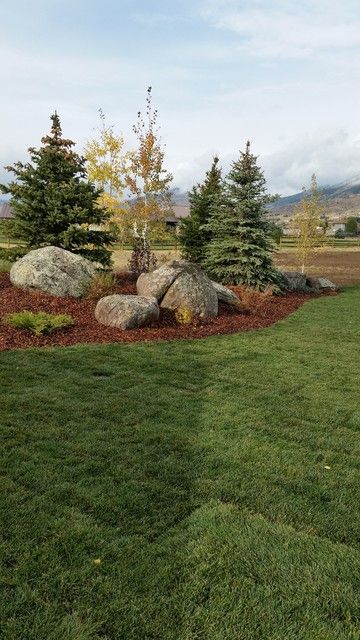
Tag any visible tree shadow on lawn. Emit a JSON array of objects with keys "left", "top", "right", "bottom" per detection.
[
  {"left": 0, "top": 339, "right": 211, "bottom": 637},
  {"left": 0, "top": 339, "right": 206, "bottom": 538}
]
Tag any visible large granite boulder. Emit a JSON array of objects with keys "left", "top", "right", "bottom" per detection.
[
  {"left": 10, "top": 246, "right": 96, "bottom": 297},
  {"left": 306, "top": 276, "right": 338, "bottom": 291},
  {"left": 137, "top": 260, "right": 218, "bottom": 318},
  {"left": 95, "top": 294, "right": 159, "bottom": 329},
  {"left": 161, "top": 264, "right": 218, "bottom": 318},
  {"left": 281, "top": 271, "right": 307, "bottom": 292},
  {"left": 136, "top": 261, "right": 184, "bottom": 300},
  {"left": 142, "top": 261, "right": 218, "bottom": 317}
]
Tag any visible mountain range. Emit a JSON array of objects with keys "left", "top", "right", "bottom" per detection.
[
  {"left": 270, "top": 175, "right": 360, "bottom": 218},
  {"left": 172, "top": 176, "right": 360, "bottom": 219},
  {"left": 2, "top": 176, "right": 360, "bottom": 220}
]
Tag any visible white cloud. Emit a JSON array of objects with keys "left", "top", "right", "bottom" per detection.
[
  {"left": 201, "top": 0, "right": 360, "bottom": 58},
  {"left": 262, "top": 129, "right": 360, "bottom": 195},
  {"left": 167, "top": 129, "right": 360, "bottom": 196},
  {"left": 2, "top": 6, "right": 360, "bottom": 199}
]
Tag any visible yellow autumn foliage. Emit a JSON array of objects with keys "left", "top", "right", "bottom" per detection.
[{"left": 294, "top": 174, "right": 326, "bottom": 274}]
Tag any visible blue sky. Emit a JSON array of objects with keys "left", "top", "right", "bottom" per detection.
[{"left": 2, "top": 0, "right": 360, "bottom": 194}]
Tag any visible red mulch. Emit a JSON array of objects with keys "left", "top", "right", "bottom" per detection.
[{"left": 0, "top": 273, "right": 334, "bottom": 351}]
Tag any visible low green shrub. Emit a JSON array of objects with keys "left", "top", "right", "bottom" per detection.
[
  {"left": 0, "top": 259, "right": 11, "bottom": 273},
  {"left": 86, "top": 271, "right": 118, "bottom": 299},
  {"left": 0, "top": 246, "right": 28, "bottom": 263},
  {"left": 4, "top": 311, "right": 74, "bottom": 336}
]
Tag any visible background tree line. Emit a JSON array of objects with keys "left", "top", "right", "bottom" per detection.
[{"left": 1, "top": 87, "right": 330, "bottom": 288}]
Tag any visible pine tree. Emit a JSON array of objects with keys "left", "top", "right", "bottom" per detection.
[
  {"left": 0, "top": 113, "right": 114, "bottom": 265},
  {"left": 203, "top": 141, "right": 280, "bottom": 290},
  {"left": 178, "top": 156, "right": 222, "bottom": 265}
]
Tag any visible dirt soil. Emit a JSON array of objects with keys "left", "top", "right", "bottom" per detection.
[
  {"left": 0, "top": 273, "right": 334, "bottom": 351},
  {"left": 275, "top": 249, "right": 360, "bottom": 286},
  {"left": 112, "top": 248, "right": 360, "bottom": 287}
]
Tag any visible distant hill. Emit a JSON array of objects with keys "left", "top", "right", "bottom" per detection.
[
  {"left": 272, "top": 175, "right": 360, "bottom": 219},
  {"left": 171, "top": 176, "right": 360, "bottom": 219},
  {"left": 2, "top": 177, "right": 360, "bottom": 221},
  {"left": 170, "top": 188, "right": 189, "bottom": 206}
]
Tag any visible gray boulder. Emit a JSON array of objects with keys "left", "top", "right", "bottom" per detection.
[
  {"left": 136, "top": 261, "right": 185, "bottom": 300},
  {"left": 95, "top": 294, "right": 159, "bottom": 329},
  {"left": 281, "top": 271, "right": 307, "bottom": 292},
  {"left": 161, "top": 263, "right": 218, "bottom": 318},
  {"left": 212, "top": 281, "right": 241, "bottom": 306},
  {"left": 137, "top": 260, "right": 218, "bottom": 318},
  {"left": 306, "top": 276, "right": 338, "bottom": 291},
  {"left": 10, "top": 246, "right": 96, "bottom": 297}
]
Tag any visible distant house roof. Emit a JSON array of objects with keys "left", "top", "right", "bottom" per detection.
[
  {"left": 165, "top": 205, "right": 190, "bottom": 224},
  {"left": 172, "top": 205, "right": 189, "bottom": 219},
  {"left": 0, "top": 203, "right": 14, "bottom": 219}
]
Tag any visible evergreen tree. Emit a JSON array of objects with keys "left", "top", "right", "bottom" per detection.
[
  {"left": 345, "top": 216, "right": 358, "bottom": 236},
  {"left": 203, "top": 141, "right": 280, "bottom": 290},
  {"left": 0, "top": 113, "right": 114, "bottom": 265},
  {"left": 178, "top": 156, "right": 222, "bottom": 264}
]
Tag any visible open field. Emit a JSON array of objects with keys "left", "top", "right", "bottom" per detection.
[
  {"left": 276, "top": 248, "right": 360, "bottom": 286},
  {"left": 2, "top": 242, "right": 360, "bottom": 286},
  {"left": 1, "top": 288, "right": 359, "bottom": 639},
  {"left": 112, "top": 247, "right": 360, "bottom": 286}
]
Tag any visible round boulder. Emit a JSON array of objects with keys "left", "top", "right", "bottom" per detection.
[
  {"left": 281, "top": 271, "right": 307, "bottom": 292},
  {"left": 10, "top": 246, "right": 96, "bottom": 297},
  {"left": 161, "top": 263, "right": 218, "bottom": 318},
  {"left": 136, "top": 260, "right": 186, "bottom": 300},
  {"left": 95, "top": 295, "right": 159, "bottom": 330},
  {"left": 137, "top": 260, "right": 218, "bottom": 317}
]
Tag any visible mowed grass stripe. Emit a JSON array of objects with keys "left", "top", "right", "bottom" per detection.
[{"left": 0, "top": 288, "right": 359, "bottom": 639}]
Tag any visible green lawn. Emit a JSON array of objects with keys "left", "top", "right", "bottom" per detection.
[{"left": 1, "top": 288, "right": 359, "bottom": 639}]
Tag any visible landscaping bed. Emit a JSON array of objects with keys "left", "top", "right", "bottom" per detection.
[{"left": 0, "top": 272, "right": 334, "bottom": 350}]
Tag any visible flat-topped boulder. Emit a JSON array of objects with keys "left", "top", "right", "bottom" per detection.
[
  {"left": 10, "top": 246, "right": 96, "bottom": 297},
  {"left": 137, "top": 260, "right": 218, "bottom": 318},
  {"left": 95, "top": 294, "right": 159, "bottom": 330},
  {"left": 306, "top": 276, "right": 338, "bottom": 291}
]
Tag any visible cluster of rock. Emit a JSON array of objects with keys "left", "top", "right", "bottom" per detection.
[
  {"left": 95, "top": 260, "right": 245, "bottom": 330},
  {"left": 9, "top": 247, "right": 338, "bottom": 332},
  {"left": 281, "top": 271, "right": 337, "bottom": 293}
]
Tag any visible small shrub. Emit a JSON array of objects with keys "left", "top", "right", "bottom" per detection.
[
  {"left": 86, "top": 271, "right": 117, "bottom": 300},
  {"left": 0, "top": 246, "right": 28, "bottom": 263},
  {"left": 236, "top": 286, "right": 272, "bottom": 312},
  {"left": 0, "top": 259, "right": 11, "bottom": 273},
  {"left": 175, "top": 306, "right": 193, "bottom": 325},
  {"left": 335, "top": 228, "right": 346, "bottom": 239},
  {"left": 4, "top": 311, "right": 74, "bottom": 336}
]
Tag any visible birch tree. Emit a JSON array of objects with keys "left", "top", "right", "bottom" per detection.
[
  {"left": 84, "top": 109, "right": 128, "bottom": 235},
  {"left": 294, "top": 174, "right": 324, "bottom": 273},
  {"left": 125, "top": 87, "right": 173, "bottom": 242}
]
